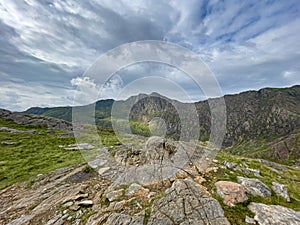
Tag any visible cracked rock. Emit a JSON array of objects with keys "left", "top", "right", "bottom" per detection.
[
  {"left": 147, "top": 179, "right": 230, "bottom": 225},
  {"left": 249, "top": 202, "right": 300, "bottom": 225}
]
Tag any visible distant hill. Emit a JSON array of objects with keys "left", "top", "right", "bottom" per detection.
[{"left": 23, "top": 85, "right": 300, "bottom": 147}]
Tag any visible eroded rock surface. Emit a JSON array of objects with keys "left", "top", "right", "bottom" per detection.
[
  {"left": 147, "top": 179, "right": 230, "bottom": 225},
  {"left": 249, "top": 202, "right": 300, "bottom": 225}
]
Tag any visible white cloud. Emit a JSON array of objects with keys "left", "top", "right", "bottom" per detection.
[{"left": 70, "top": 75, "right": 123, "bottom": 105}]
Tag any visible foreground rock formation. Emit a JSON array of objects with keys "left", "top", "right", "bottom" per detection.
[{"left": 0, "top": 136, "right": 299, "bottom": 225}]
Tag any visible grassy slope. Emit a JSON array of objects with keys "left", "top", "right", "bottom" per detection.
[
  {"left": 0, "top": 118, "right": 120, "bottom": 189},
  {"left": 226, "top": 133, "right": 300, "bottom": 166}
]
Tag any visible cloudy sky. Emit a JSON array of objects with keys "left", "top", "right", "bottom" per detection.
[{"left": 0, "top": 0, "right": 299, "bottom": 111}]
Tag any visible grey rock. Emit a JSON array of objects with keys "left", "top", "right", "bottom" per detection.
[
  {"left": 148, "top": 179, "right": 230, "bottom": 225},
  {"left": 98, "top": 167, "right": 110, "bottom": 175},
  {"left": 0, "top": 127, "right": 24, "bottom": 133},
  {"left": 249, "top": 202, "right": 300, "bottom": 225},
  {"left": 106, "top": 189, "right": 124, "bottom": 202},
  {"left": 61, "top": 143, "right": 94, "bottom": 151},
  {"left": 237, "top": 177, "right": 272, "bottom": 198},
  {"left": 103, "top": 213, "right": 144, "bottom": 225},
  {"left": 245, "top": 215, "right": 256, "bottom": 224},
  {"left": 125, "top": 183, "right": 149, "bottom": 197},
  {"left": 0, "top": 108, "right": 73, "bottom": 131},
  {"left": 224, "top": 161, "right": 238, "bottom": 170},
  {"left": 1, "top": 141, "right": 17, "bottom": 145},
  {"left": 62, "top": 201, "right": 73, "bottom": 208},
  {"left": 272, "top": 182, "right": 290, "bottom": 202},
  {"left": 78, "top": 200, "right": 93, "bottom": 206}
]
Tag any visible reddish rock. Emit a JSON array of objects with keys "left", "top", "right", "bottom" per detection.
[{"left": 215, "top": 181, "right": 248, "bottom": 206}]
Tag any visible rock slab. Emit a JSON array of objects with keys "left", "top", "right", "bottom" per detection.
[
  {"left": 249, "top": 202, "right": 300, "bottom": 225},
  {"left": 148, "top": 179, "right": 230, "bottom": 225}
]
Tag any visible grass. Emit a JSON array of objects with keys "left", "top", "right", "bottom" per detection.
[
  {"left": 225, "top": 134, "right": 300, "bottom": 165},
  {"left": 0, "top": 129, "right": 83, "bottom": 189},
  {"left": 0, "top": 118, "right": 119, "bottom": 189}
]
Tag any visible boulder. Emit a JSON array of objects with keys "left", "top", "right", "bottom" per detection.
[
  {"left": 249, "top": 202, "right": 300, "bottom": 225},
  {"left": 271, "top": 182, "right": 290, "bottom": 202},
  {"left": 237, "top": 177, "right": 271, "bottom": 198},
  {"left": 215, "top": 181, "right": 248, "bottom": 206}
]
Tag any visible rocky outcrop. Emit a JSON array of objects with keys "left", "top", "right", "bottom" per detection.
[
  {"left": 215, "top": 181, "right": 248, "bottom": 206},
  {"left": 0, "top": 108, "right": 72, "bottom": 130},
  {"left": 237, "top": 177, "right": 272, "bottom": 198},
  {"left": 249, "top": 202, "right": 300, "bottom": 225},
  {"left": 148, "top": 179, "right": 230, "bottom": 225}
]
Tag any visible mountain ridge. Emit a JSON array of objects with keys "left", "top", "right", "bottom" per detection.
[{"left": 23, "top": 85, "right": 300, "bottom": 148}]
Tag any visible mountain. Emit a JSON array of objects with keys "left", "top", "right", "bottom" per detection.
[{"left": 24, "top": 85, "right": 300, "bottom": 147}]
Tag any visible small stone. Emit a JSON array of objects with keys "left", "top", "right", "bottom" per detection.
[
  {"left": 245, "top": 215, "right": 256, "bottom": 224},
  {"left": 63, "top": 201, "right": 74, "bottom": 208},
  {"left": 147, "top": 192, "right": 156, "bottom": 199},
  {"left": 72, "top": 193, "right": 88, "bottom": 201},
  {"left": 70, "top": 204, "right": 80, "bottom": 211},
  {"left": 98, "top": 167, "right": 110, "bottom": 175},
  {"left": 194, "top": 176, "right": 206, "bottom": 185},
  {"left": 205, "top": 167, "right": 219, "bottom": 173},
  {"left": 215, "top": 181, "right": 248, "bottom": 206},
  {"left": 224, "top": 161, "right": 238, "bottom": 169},
  {"left": 106, "top": 189, "right": 124, "bottom": 202},
  {"left": 125, "top": 183, "right": 149, "bottom": 197},
  {"left": 78, "top": 200, "right": 93, "bottom": 206},
  {"left": 272, "top": 182, "right": 290, "bottom": 202}
]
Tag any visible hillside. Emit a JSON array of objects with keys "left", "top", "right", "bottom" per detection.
[{"left": 24, "top": 85, "right": 300, "bottom": 147}]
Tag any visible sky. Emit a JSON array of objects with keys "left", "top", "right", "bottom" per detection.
[{"left": 0, "top": 0, "right": 299, "bottom": 111}]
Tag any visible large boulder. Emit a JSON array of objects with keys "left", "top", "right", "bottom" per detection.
[
  {"left": 147, "top": 179, "right": 230, "bottom": 225},
  {"left": 249, "top": 202, "right": 300, "bottom": 225},
  {"left": 237, "top": 177, "right": 272, "bottom": 198},
  {"left": 215, "top": 181, "right": 248, "bottom": 206}
]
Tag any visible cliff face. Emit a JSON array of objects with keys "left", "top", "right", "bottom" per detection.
[
  {"left": 24, "top": 85, "right": 300, "bottom": 147},
  {"left": 127, "top": 85, "right": 300, "bottom": 146}
]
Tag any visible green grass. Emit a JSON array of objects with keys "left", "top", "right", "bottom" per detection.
[
  {"left": 0, "top": 118, "right": 120, "bottom": 189},
  {"left": 0, "top": 130, "right": 83, "bottom": 189},
  {"left": 225, "top": 134, "right": 300, "bottom": 166}
]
